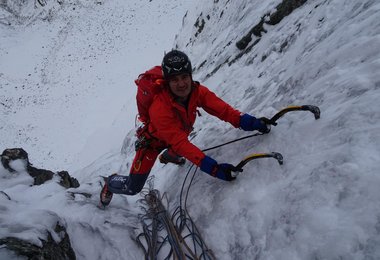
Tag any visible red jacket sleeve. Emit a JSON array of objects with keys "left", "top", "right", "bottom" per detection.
[{"left": 197, "top": 85, "right": 242, "bottom": 128}]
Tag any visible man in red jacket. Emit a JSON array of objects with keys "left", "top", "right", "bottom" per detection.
[{"left": 100, "top": 50, "right": 270, "bottom": 207}]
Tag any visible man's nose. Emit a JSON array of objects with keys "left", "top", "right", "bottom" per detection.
[{"left": 177, "top": 78, "right": 186, "bottom": 87}]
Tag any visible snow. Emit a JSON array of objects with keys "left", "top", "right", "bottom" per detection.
[
  {"left": 1, "top": 0, "right": 192, "bottom": 172},
  {"left": 1, "top": 0, "right": 380, "bottom": 259}
]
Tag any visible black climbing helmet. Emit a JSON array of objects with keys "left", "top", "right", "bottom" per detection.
[{"left": 161, "top": 50, "right": 192, "bottom": 79}]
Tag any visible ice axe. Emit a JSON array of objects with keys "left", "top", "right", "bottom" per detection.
[{"left": 231, "top": 152, "right": 283, "bottom": 177}]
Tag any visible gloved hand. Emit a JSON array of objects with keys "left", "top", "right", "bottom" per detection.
[
  {"left": 240, "top": 114, "right": 271, "bottom": 133},
  {"left": 200, "top": 156, "right": 238, "bottom": 181}
]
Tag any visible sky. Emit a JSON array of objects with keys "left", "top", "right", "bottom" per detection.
[{"left": 1, "top": 0, "right": 380, "bottom": 259}]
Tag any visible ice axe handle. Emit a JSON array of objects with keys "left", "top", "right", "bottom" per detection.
[
  {"left": 231, "top": 152, "right": 284, "bottom": 178},
  {"left": 268, "top": 105, "right": 321, "bottom": 124}
]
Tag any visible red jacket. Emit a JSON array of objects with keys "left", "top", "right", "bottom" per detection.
[{"left": 148, "top": 82, "right": 242, "bottom": 166}]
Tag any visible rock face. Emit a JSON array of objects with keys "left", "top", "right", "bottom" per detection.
[
  {"left": 0, "top": 222, "right": 76, "bottom": 260},
  {"left": 57, "top": 171, "right": 80, "bottom": 189},
  {"left": 0, "top": 148, "right": 30, "bottom": 173},
  {"left": 1, "top": 148, "right": 80, "bottom": 188},
  {"left": 0, "top": 149, "right": 79, "bottom": 259},
  {"left": 27, "top": 165, "right": 55, "bottom": 186},
  {"left": 236, "top": 0, "right": 308, "bottom": 50}
]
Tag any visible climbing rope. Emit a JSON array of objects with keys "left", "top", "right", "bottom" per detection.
[
  {"left": 136, "top": 176, "right": 215, "bottom": 260},
  {"left": 135, "top": 105, "right": 320, "bottom": 259}
]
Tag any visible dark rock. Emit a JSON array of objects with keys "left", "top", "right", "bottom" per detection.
[
  {"left": 236, "top": 34, "right": 252, "bottom": 50},
  {"left": 0, "top": 222, "right": 76, "bottom": 260},
  {"left": 27, "top": 165, "right": 55, "bottom": 185},
  {"left": 1, "top": 148, "right": 80, "bottom": 188},
  {"left": 57, "top": 171, "right": 80, "bottom": 189},
  {"left": 267, "top": 0, "right": 307, "bottom": 26},
  {"left": 194, "top": 14, "right": 206, "bottom": 38},
  {"left": 1, "top": 148, "right": 30, "bottom": 172},
  {"left": 236, "top": 0, "right": 307, "bottom": 50}
]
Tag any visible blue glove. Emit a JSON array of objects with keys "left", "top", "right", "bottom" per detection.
[
  {"left": 200, "top": 156, "right": 237, "bottom": 181},
  {"left": 240, "top": 114, "right": 270, "bottom": 133}
]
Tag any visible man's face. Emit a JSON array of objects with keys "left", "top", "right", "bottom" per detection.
[{"left": 168, "top": 73, "right": 192, "bottom": 99}]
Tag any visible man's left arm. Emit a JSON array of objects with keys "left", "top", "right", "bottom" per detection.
[
  {"left": 197, "top": 85, "right": 241, "bottom": 127},
  {"left": 198, "top": 85, "right": 270, "bottom": 133}
]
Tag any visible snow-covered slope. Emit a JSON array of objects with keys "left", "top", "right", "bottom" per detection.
[
  {"left": 1, "top": 0, "right": 380, "bottom": 259},
  {"left": 165, "top": 1, "right": 380, "bottom": 259},
  {"left": 1, "top": 0, "right": 190, "bottom": 171}
]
